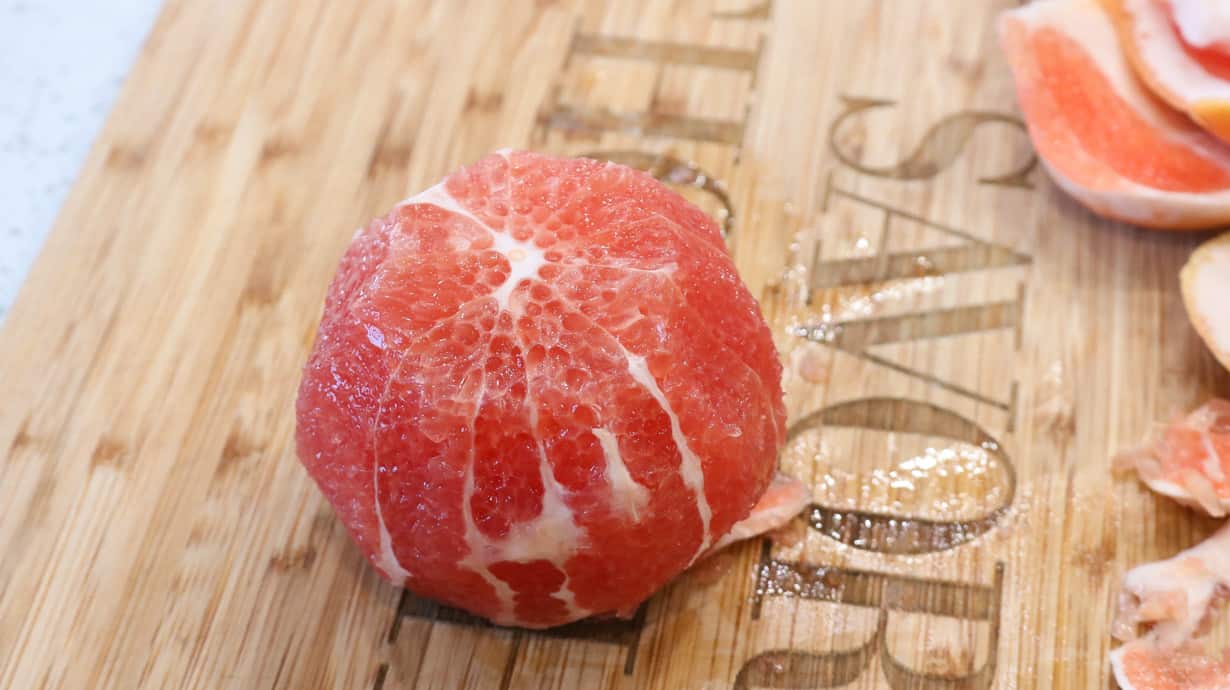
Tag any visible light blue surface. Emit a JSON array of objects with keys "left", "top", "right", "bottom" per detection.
[{"left": 0, "top": 0, "right": 162, "bottom": 322}]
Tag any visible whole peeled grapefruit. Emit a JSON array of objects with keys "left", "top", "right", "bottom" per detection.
[{"left": 296, "top": 150, "right": 788, "bottom": 627}]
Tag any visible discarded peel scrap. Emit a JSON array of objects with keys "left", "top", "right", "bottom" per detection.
[
  {"left": 1109, "top": 0, "right": 1230, "bottom": 144},
  {"left": 296, "top": 150, "right": 808, "bottom": 629},
  {"left": 1111, "top": 523, "right": 1230, "bottom": 690},
  {"left": 999, "top": 0, "right": 1230, "bottom": 230},
  {"left": 1181, "top": 232, "right": 1230, "bottom": 374},
  {"left": 1114, "top": 400, "right": 1230, "bottom": 690}
]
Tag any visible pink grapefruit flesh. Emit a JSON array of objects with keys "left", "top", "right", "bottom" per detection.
[{"left": 296, "top": 150, "right": 798, "bottom": 628}]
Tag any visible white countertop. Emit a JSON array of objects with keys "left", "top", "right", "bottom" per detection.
[{"left": 0, "top": 0, "right": 162, "bottom": 323}]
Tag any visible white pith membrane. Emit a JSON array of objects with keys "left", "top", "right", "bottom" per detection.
[
  {"left": 621, "top": 348, "right": 714, "bottom": 557},
  {"left": 1171, "top": 0, "right": 1230, "bottom": 51},
  {"left": 1110, "top": 522, "right": 1230, "bottom": 689},
  {"left": 591, "top": 427, "right": 650, "bottom": 520},
  {"left": 1182, "top": 231, "right": 1230, "bottom": 373},
  {"left": 372, "top": 165, "right": 732, "bottom": 625},
  {"left": 1001, "top": 0, "right": 1230, "bottom": 229},
  {"left": 1120, "top": 0, "right": 1230, "bottom": 104}
]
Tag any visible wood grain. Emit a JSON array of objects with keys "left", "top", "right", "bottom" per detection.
[{"left": 1, "top": 1, "right": 1226, "bottom": 688}]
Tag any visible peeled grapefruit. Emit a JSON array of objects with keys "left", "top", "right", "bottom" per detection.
[
  {"left": 999, "top": 0, "right": 1230, "bottom": 230},
  {"left": 296, "top": 150, "right": 803, "bottom": 628},
  {"left": 1109, "top": 0, "right": 1230, "bottom": 144}
]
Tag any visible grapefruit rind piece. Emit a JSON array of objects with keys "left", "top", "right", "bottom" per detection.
[
  {"left": 1110, "top": 522, "right": 1230, "bottom": 690},
  {"left": 1109, "top": 0, "right": 1230, "bottom": 144},
  {"left": 1110, "top": 639, "right": 1230, "bottom": 690},
  {"left": 1115, "top": 400, "right": 1230, "bottom": 517},
  {"left": 709, "top": 472, "right": 809, "bottom": 552},
  {"left": 998, "top": 0, "right": 1230, "bottom": 230},
  {"left": 1181, "top": 231, "right": 1230, "bottom": 373},
  {"left": 1113, "top": 522, "right": 1230, "bottom": 647},
  {"left": 1168, "top": 0, "right": 1230, "bottom": 53}
]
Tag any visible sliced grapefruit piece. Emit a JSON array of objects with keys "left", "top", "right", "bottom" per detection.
[
  {"left": 1181, "top": 231, "right": 1230, "bottom": 372},
  {"left": 1109, "top": 0, "right": 1230, "bottom": 144},
  {"left": 1115, "top": 400, "right": 1230, "bottom": 517},
  {"left": 999, "top": 0, "right": 1230, "bottom": 230}
]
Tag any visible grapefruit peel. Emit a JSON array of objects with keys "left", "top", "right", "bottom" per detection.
[
  {"left": 1109, "top": 0, "right": 1230, "bottom": 144},
  {"left": 1113, "top": 401, "right": 1230, "bottom": 689},
  {"left": 999, "top": 0, "right": 1230, "bottom": 230},
  {"left": 1181, "top": 232, "right": 1230, "bottom": 373}
]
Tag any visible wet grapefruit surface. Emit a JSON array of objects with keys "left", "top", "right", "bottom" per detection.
[{"left": 296, "top": 151, "right": 785, "bottom": 627}]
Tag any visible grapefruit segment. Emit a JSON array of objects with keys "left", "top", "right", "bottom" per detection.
[
  {"left": 1181, "top": 232, "right": 1230, "bottom": 373},
  {"left": 297, "top": 151, "right": 797, "bottom": 627},
  {"left": 1109, "top": 0, "right": 1230, "bottom": 143},
  {"left": 297, "top": 214, "right": 405, "bottom": 582},
  {"left": 999, "top": 0, "right": 1230, "bottom": 230}
]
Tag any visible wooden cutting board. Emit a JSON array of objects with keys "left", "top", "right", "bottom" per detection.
[{"left": 2, "top": 1, "right": 1227, "bottom": 688}]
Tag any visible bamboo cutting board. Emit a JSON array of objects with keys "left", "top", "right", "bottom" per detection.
[{"left": 2, "top": 1, "right": 1227, "bottom": 688}]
